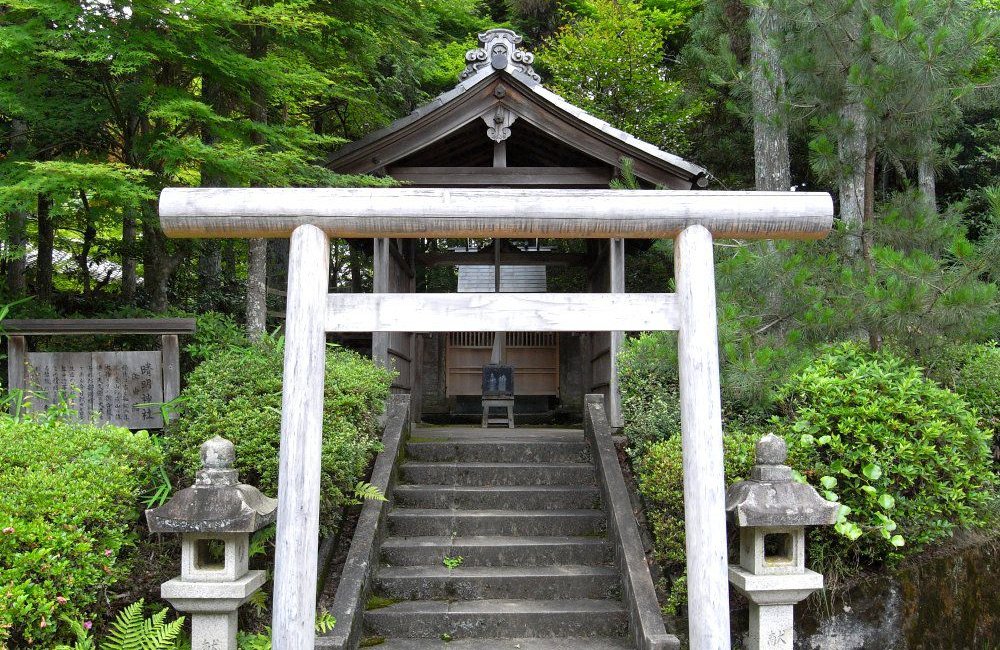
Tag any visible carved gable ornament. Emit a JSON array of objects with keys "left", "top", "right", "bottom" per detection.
[
  {"left": 481, "top": 104, "right": 517, "bottom": 143},
  {"left": 460, "top": 28, "right": 540, "bottom": 83}
]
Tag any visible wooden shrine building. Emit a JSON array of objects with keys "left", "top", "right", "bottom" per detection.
[{"left": 326, "top": 29, "right": 708, "bottom": 425}]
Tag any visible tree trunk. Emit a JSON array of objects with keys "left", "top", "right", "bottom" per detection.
[
  {"left": 918, "top": 153, "right": 936, "bottom": 212},
  {"left": 77, "top": 190, "right": 96, "bottom": 299},
  {"left": 838, "top": 101, "right": 867, "bottom": 257},
  {"left": 862, "top": 147, "right": 882, "bottom": 351},
  {"left": 349, "top": 239, "right": 364, "bottom": 292},
  {"left": 749, "top": 1, "right": 790, "bottom": 193},
  {"left": 36, "top": 194, "right": 53, "bottom": 300},
  {"left": 142, "top": 201, "right": 174, "bottom": 312},
  {"left": 122, "top": 207, "right": 137, "bottom": 303},
  {"left": 245, "top": 23, "right": 269, "bottom": 341},
  {"left": 6, "top": 119, "right": 28, "bottom": 298},
  {"left": 198, "top": 75, "right": 226, "bottom": 309},
  {"left": 247, "top": 239, "right": 268, "bottom": 338}
]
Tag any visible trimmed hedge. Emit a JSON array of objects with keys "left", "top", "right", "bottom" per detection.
[
  {"left": 0, "top": 418, "right": 162, "bottom": 648},
  {"left": 167, "top": 335, "right": 393, "bottom": 537}
]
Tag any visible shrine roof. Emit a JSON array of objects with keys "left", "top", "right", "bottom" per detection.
[{"left": 327, "top": 29, "right": 707, "bottom": 189}]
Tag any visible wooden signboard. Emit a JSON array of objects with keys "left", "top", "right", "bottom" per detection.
[
  {"left": 24, "top": 351, "right": 165, "bottom": 428},
  {"left": 4, "top": 318, "right": 195, "bottom": 430}
]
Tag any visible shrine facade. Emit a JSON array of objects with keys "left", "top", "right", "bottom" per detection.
[{"left": 325, "top": 29, "right": 709, "bottom": 425}]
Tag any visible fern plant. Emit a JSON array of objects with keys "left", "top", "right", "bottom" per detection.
[
  {"left": 55, "top": 600, "right": 185, "bottom": 650},
  {"left": 353, "top": 481, "right": 387, "bottom": 502},
  {"left": 103, "top": 600, "right": 184, "bottom": 650}
]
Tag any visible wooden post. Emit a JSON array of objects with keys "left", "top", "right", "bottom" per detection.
[
  {"left": 675, "top": 224, "right": 730, "bottom": 649},
  {"left": 372, "top": 238, "right": 389, "bottom": 368},
  {"left": 160, "top": 334, "right": 180, "bottom": 420},
  {"left": 7, "top": 335, "right": 26, "bottom": 405},
  {"left": 608, "top": 238, "right": 624, "bottom": 429},
  {"left": 272, "top": 224, "right": 330, "bottom": 650}
]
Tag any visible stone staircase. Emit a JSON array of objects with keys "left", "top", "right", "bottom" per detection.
[{"left": 362, "top": 426, "right": 632, "bottom": 649}]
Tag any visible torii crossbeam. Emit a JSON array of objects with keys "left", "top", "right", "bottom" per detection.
[{"left": 159, "top": 187, "right": 833, "bottom": 650}]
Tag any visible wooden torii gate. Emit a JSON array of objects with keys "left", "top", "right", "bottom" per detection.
[{"left": 159, "top": 187, "right": 833, "bottom": 650}]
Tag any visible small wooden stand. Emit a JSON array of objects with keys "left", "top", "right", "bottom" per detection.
[{"left": 481, "top": 397, "right": 514, "bottom": 428}]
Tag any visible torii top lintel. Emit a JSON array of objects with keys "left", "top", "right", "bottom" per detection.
[{"left": 158, "top": 187, "right": 833, "bottom": 240}]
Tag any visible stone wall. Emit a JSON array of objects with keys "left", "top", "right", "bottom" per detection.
[{"left": 793, "top": 534, "right": 999, "bottom": 649}]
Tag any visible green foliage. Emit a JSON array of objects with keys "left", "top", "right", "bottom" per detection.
[
  {"left": 442, "top": 555, "right": 464, "bottom": 569},
  {"left": 774, "top": 342, "right": 993, "bottom": 569},
  {"left": 100, "top": 600, "right": 184, "bottom": 650},
  {"left": 234, "top": 610, "right": 336, "bottom": 649},
  {"left": 0, "top": 418, "right": 163, "bottom": 648},
  {"left": 713, "top": 191, "right": 999, "bottom": 416},
  {"left": 618, "top": 332, "right": 681, "bottom": 453},
  {"left": 184, "top": 312, "right": 250, "bottom": 364},
  {"left": 315, "top": 612, "right": 337, "bottom": 635},
  {"left": 632, "top": 342, "right": 993, "bottom": 613},
  {"left": 537, "top": 0, "right": 703, "bottom": 152},
  {"left": 53, "top": 600, "right": 183, "bottom": 650},
  {"left": 353, "top": 481, "right": 388, "bottom": 503},
  {"left": 775, "top": 0, "right": 997, "bottom": 193},
  {"left": 167, "top": 335, "right": 392, "bottom": 536},
  {"left": 237, "top": 631, "right": 274, "bottom": 650},
  {"left": 928, "top": 341, "right": 1000, "bottom": 455},
  {"left": 633, "top": 429, "right": 758, "bottom": 614}
]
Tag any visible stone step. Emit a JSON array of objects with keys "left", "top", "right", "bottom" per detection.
[
  {"left": 409, "top": 427, "right": 585, "bottom": 442},
  {"left": 364, "top": 599, "right": 628, "bottom": 639},
  {"left": 366, "top": 637, "right": 632, "bottom": 649},
  {"left": 387, "top": 508, "right": 607, "bottom": 537},
  {"left": 400, "top": 462, "right": 596, "bottom": 487},
  {"left": 393, "top": 485, "right": 601, "bottom": 510},
  {"left": 405, "top": 440, "right": 591, "bottom": 463},
  {"left": 380, "top": 535, "right": 611, "bottom": 567},
  {"left": 375, "top": 565, "right": 621, "bottom": 600}
]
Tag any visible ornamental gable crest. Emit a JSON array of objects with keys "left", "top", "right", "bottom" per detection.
[{"left": 460, "top": 28, "right": 540, "bottom": 83}]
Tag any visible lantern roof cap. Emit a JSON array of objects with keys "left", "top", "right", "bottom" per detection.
[
  {"left": 725, "top": 434, "right": 839, "bottom": 528},
  {"left": 146, "top": 436, "right": 277, "bottom": 534}
]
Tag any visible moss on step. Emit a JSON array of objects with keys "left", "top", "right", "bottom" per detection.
[
  {"left": 365, "top": 595, "right": 401, "bottom": 610},
  {"left": 359, "top": 635, "right": 387, "bottom": 647}
]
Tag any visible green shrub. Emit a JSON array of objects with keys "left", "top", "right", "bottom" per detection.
[
  {"left": 0, "top": 417, "right": 162, "bottom": 648},
  {"left": 634, "top": 430, "right": 758, "bottom": 614},
  {"left": 634, "top": 342, "right": 993, "bottom": 614},
  {"left": 619, "top": 332, "right": 681, "bottom": 452},
  {"left": 775, "top": 342, "right": 993, "bottom": 570},
  {"left": 619, "top": 329, "right": 782, "bottom": 455},
  {"left": 184, "top": 312, "right": 250, "bottom": 364},
  {"left": 167, "top": 336, "right": 393, "bottom": 536},
  {"left": 928, "top": 342, "right": 1000, "bottom": 459}
]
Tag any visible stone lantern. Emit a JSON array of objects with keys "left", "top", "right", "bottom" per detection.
[
  {"left": 146, "top": 436, "right": 277, "bottom": 650},
  {"left": 725, "top": 433, "right": 839, "bottom": 650}
]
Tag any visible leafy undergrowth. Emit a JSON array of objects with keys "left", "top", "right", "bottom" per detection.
[{"left": 0, "top": 417, "right": 162, "bottom": 648}]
